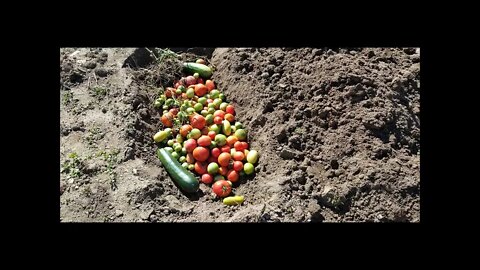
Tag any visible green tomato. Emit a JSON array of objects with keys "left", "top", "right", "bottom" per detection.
[
  {"left": 213, "top": 98, "right": 222, "bottom": 109},
  {"left": 235, "top": 122, "right": 244, "bottom": 129},
  {"left": 186, "top": 88, "right": 195, "bottom": 98},
  {"left": 179, "top": 156, "right": 186, "bottom": 163},
  {"left": 194, "top": 103, "right": 203, "bottom": 112},
  {"left": 188, "top": 164, "right": 195, "bottom": 171},
  {"left": 167, "top": 139, "right": 175, "bottom": 146},
  {"left": 205, "top": 94, "right": 211, "bottom": 99},
  {"left": 215, "top": 134, "right": 227, "bottom": 146},
  {"left": 182, "top": 162, "right": 189, "bottom": 169},
  {"left": 164, "top": 147, "right": 174, "bottom": 153},
  {"left": 176, "top": 134, "right": 183, "bottom": 144},
  {"left": 181, "top": 147, "right": 187, "bottom": 155},
  {"left": 174, "top": 144, "right": 182, "bottom": 153},
  {"left": 164, "top": 128, "right": 172, "bottom": 136},
  {"left": 178, "top": 85, "right": 186, "bottom": 93},
  {"left": 210, "top": 89, "right": 220, "bottom": 98},
  {"left": 190, "top": 128, "right": 202, "bottom": 139},
  {"left": 163, "top": 105, "right": 169, "bottom": 110},
  {"left": 205, "top": 114, "right": 214, "bottom": 125},
  {"left": 207, "top": 107, "right": 216, "bottom": 114},
  {"left": 209, "top": 124, "right": 220, "bottom": 134},
  {"left": 208, "top": 103, "right": 216, "bottom": 110},
  {"left": 153, "top": 130, "right": 168, "bottom": 143},
  {"left": 193, "top": 73, "right": 200, "bottom": 79},
  {"left": 210, "top": 141, "right": 217, "bottom": 149},
  {"left": 220, "top": 102, "right": 228, "bottom": 111},
  {"left": 186, "top": 107, "right": 195, "bottom": 115},
  {"left": 235, "top": 129, "right": 247, "bottom": 140},
  {"left": 176, "top": 89, "right": 182, "bottom": 95},
  {"left": 201, "top": 110, "right": 209, "bottom": 117},
  {"left": 207, "top": 162, "right": 219, "bottom": 174},
  {"left": 214, "top": 175, "right": 225, "bottom": 181},
  {"left": 171, "top": 152, "right": 179, "bottom": 160},
  {"left": 244, "top": 163, "right": 254, "bottom": 175},
  {"left": 219, "top": 93, "right": 226, "bottom": 101},
  {"left": 198, "top": 97, "right": 207, "bottom": 105}
]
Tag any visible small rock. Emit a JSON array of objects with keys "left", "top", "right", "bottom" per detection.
[
  {"left": 108, "top": 205, "right": 114, "bottom": 209},
  {"left": 291, "top": 170, "right": 307, "bottom": 185},
  {"left": 95, "top": 68, "right": 109, "bottom": 77},
  {"left": 260, "top": 72, "right": 269, "bottom": 79},
  {"left": 68, "top": 178, "right": 74, "bottom": 184},
  {"left": 334, "top": 169, "right": 345, "bottom": 176},
  {"left": 102, "top": 108, "right": 107, "bottom": 113},
  {"left": 326, "top": 170, "right": 335, "bottom": 178},
  {"left": 123, "top": 147, "right": 135, "bottom": 161},
  {"left": 83, "top": 61, "right": 97, "bottom": 69},
  {"left": 279, "top": 148, "right": 303, "bottom": 160},
  {"left": 330, "top": 159, "right": 339, "bottom": 169},
  {"left": 279, "top": 83, "right": 287, "bottom": 89},
  {"left": 165, "top": 195, "right": 182, "bottom": 211},
  {"left": 132, "top": 169, "right": 138, "bottom": 176},
  {"left": 115, "top": 210, "right": 123, "bottom": 217}
]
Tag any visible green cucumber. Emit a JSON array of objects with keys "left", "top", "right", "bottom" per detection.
[
  {"left": 157, "top": 148, "right": 199, "bottom": 193},
  {"left": 183, "top": 62, "right": 213, "bottom": 78}
]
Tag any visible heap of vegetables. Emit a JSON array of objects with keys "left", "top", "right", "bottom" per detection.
[{"left": 153, "top": 59, "right": 259, "bottom": 204}]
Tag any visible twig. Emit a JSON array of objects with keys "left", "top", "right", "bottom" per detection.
[
  {"left": 145, "top": 47, "right": 158, "bottom": 61},
  {"left": 93, "top": 72, "right": 98, "bottom": 85}
]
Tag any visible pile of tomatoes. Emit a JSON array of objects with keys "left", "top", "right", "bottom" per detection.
[{"left": 153, "top": 59, "right": 259, "bottom": 198}]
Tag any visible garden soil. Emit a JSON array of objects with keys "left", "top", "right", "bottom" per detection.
[{"left": 60, "top": 47, "right": 420, "bottom": 222}]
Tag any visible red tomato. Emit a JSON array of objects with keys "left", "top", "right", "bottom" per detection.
[
  {"left": 180, "top": 125, "right": 193, "bottom": 138},
  {"left": 169, "top": 108, "right": 179, "bottom": 116},
  {"left": 225, "top": 113, "right": 235, "bottom": 122},
  {"left": 191, "top": 114, "right": 206, "bottom": 130},
  {"left": 201, "top": 174, "right": 213, "bottom": 184},
  {"left": 212, "top": 180, "right": 232, "bottom": 197},
  {"left": 197, "top": 136, "right": 212, "bottom": 147},
  {"left": 161, "top": 113, "right": 174, "bottom": 127},
  {"left": 194, "top": 84, "right": 208, "bottom": 97},
  {"left": 233, "top": 151, "right": 245, "bottom": 161},
  {"left": 205, "top": 80, "right": 215, "bottom": 91},
  {"left": 218, "top": 153, "right": 231, "bottom": 167},
  {"left": 226, "top": 136, "right": 238, "bottom": 146},
  {"left": 208, "top": 131, "right": 216, "bottom": 140},
  {"left": 221, "top": 145, "right": 231, "bottom": 153},
  {"left": 214, "top": 110, "right": 225, "bottom": 119},
  {"left": 195, "top": 162, "right": 208, "bottom": 175},
  {"left": 197, "top": 78, "right": 204, "bottom": 84},
  {"left": 227, "top": 170, "right": 239, "bottom": 182},
  {"left": 233, "top": 161, "right": 243, "bottom": 172},
  {"left": 226, "top": 105, "right": 235, "bottom": 115},
  {"left": 234, "top": 141, "right": 245, "bottom": 151},
  {"left": 184, "top": 139, "right": 197, "bottom": 152},
  {"left": 193, "top": 147, "right": 209, "bottom": 162},
  {"left": 218, "top": 166, "right": 228, "bottom": 176},
  {"left": 214, "top": 116, "right": 223, "bottom": 125},
  {"left": 211, "top": 148, "right": 221, "bottom": 158}
]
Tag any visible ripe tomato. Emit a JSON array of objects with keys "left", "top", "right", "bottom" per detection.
[
  {"left": 214, "top": 116, "right": 223, "bottom": 125},
  {"left": 211, "top": 148, "right": 221, "bottom": 158},
  {"left": 184, "top": 139, "right": 197, "bottom": 152},
  {"left": 225, "top": 113, "right": 235, "bottom": 122},
  {"left": 191, "top": 114, "right": 206, "bottom": 130},
  {"left": 226, "top": 105, "right": 235, "bottom": 115},
  {"left": 194, "top": 84, "right": 208, "bottom": 97},
  {"left": 193, "top": 147, "right": 209, "bottom": 162},
  {"left": 218, "top": 152, "right": 231, "bottom": 167},
  {"left": 212, "top": 180, "right": 232, "bottom": 197},
  {"left": 161, "top": 113, "right": 174, "bottom": 127},
  {"left": 195, "top": 161, "right": 208, "bottom": 175},
  {"left": 233, "top": 161, "right": 243, "bottom": 172},
  {"left": 197, "top": 135, "right": 211, "bottom": 147},
  {"left": 208, "top": 131, "right": 216, "bottom": 140},
  {"left": 205, "top": 80, "right": 215, "bottom": 91},
  {"left": 218, "top": 166, "right": 228, "bottom": 176},
  {"left": 233, "top": 151, "right": 245, "bottom": 161},
  {"left": 227, "top": 170, "right": 239, "bottom": 182},
  {"left": 221, "top": 145, "right": 231, "bottom": 153},
  {"left": 180, "top": 125, "right": 193, "bottom": 138},
  {"left": 201, "top": 174, "right": 213, "bottom": 184},
  {"left": 226, "top": 135, "right": 238, "bottom": 146}
]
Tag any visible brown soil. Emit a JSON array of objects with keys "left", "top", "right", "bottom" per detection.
[{"left": 60, "top": 47, "right": 420, "bottom": 222}]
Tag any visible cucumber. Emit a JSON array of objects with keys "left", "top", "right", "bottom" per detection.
[
  {"left": 157, "top": 148, "right": 199, "bottom": 193},
  {"left": 183, "top": 62, "right": 213, "bottom": 78}
]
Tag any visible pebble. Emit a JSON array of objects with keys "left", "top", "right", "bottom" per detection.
[{"left": 115, "top": 210, "right": 123, "bottom": 217}]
